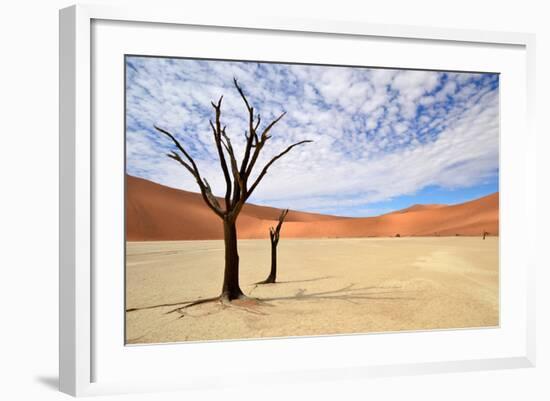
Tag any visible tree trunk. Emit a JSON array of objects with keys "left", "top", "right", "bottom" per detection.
[
  {"left": 263, "top": 240, "right": 278, "bottom": 284},
  {"left": 221, "top": 218, "right": 244, "bottom": 300}
]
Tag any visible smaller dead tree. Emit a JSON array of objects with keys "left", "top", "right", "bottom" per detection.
[
  {"left": 258, "top": 209, "right": 289, "bottom": 284},
  {"left": 483, "top": 231, "right": 489, "bottom": 240}
]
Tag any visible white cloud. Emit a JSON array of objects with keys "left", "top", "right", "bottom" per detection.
[{"left": 126, "top": 57, "right": 499, "bottom": 215}]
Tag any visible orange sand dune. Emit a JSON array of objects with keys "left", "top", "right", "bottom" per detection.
[
  {"left": 126, "top": 174, "right": 498, "bottom": 241},
  {"left": 388, "top": 204, "right": 445, "bottom": 214}
]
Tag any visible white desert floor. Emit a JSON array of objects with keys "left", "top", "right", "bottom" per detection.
[{"left": 125, "top": 237, "right": 499, "bottom": 344}]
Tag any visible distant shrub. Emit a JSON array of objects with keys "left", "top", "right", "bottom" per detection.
[{"left": 395, "top": 233, "right": 401, "bottom": 238}]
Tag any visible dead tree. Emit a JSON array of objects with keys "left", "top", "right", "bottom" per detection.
[
  {"left": 258, "top": 209, "right": 289, "bottom": 284},
  {"left": 483, "top": 231, "right": 489, "bottom": 240},
  {"left": 154, "top": 78, "right": 312, "bottom": 303}
]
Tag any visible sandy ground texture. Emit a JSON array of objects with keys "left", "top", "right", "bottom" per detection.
[{"left": 125, "top": 237, "right": 499, "bottom": 344}]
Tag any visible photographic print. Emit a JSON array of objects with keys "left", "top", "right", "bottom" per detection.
[{"left": 125, "top": 56, "right": 499, "bottom": 344}]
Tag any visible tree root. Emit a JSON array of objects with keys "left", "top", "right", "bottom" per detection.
[
  {"left": 165, "top": 296, "right": 221, "bottom": 314},
  {"left": 165, "top": 294, "right": 267, "bottom": 318}
]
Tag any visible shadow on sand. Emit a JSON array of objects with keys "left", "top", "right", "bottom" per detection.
[
  {"left": 258, "top": 275, "right": 333, "bottom": 285},
  {"left": 257, "top": 283, "right": 412, "bottom": 304},
  {"left": 126, "top": 278, "right": 414, "bottom": 315}
]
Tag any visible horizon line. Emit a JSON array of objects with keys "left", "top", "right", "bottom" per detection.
[{"left": 125, "top": 173, "right": 499, "bottom": 219}]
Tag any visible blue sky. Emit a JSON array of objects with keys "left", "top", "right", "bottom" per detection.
[{"left": 126, "top": 56, "right": 499, "bottom": 217}]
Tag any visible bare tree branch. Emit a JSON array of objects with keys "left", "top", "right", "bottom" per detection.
[
  {"left": 220, "top": 128, "right": 243, "bottom": 190},
  {"left": 234, "top": 78, "right": 256, "bottom": 179},
  {"left": 244, "top": 112, "right": 286, "bottom": 178},
  {"left": 233, "top": 77, "right": 252, "bottom": 112},
  {"left": 260, "top": 112, "right": 286, "bottom": 140},
  {"left": 246, "top": 140, "right": 313, "bottom": 200},
  {"left": 166, "top": 151, "right": 195, "bottom": 177},
  {"left": 202, "top": 178, "right": 222, "bottom": 210},
  {"left": 155, "top": 80, "right": 311, "bottom": 222},
  {"left": 154, "top": 125, "right": 202, "bottom": 175},
  {"left": 209, "top": 96, "right": 232, "bottom": 210},
  {"left": 154, "top": 125, "right": 224, "bottom": 217},
  {"left": 253, "top": 114, "right": 261, "bottom": 134},
  {"left": 271, "top": 208, "right": 289, "bottom": 243}
]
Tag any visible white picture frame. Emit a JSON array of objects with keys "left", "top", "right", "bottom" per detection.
[{"left": 59, "top": 4, "right": 536, "bottom": 397}]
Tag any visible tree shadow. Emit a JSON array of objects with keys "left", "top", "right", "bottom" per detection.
[
  {"left": 168, "top": 283, "right": 413, "bottom": 319},
  {"left": 126, "top": 276, "right": 334, "bottom": 313},
  {"left": 126, "top": 281, "right": 413, "bottom": 317},
  {"left": 261, "top": 283, "right": 413, "bottom": 305},
  {"left": 255, "top": 275, "right": 333, "bottom": 285}
]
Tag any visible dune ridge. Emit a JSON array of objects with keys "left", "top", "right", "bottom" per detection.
[{"left": 126, "top": 174, "right": 499, "bottom": 241}]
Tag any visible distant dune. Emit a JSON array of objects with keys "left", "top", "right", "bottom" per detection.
[{"left": 126, "top": 175, "right": 499, "bottom": 241}]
